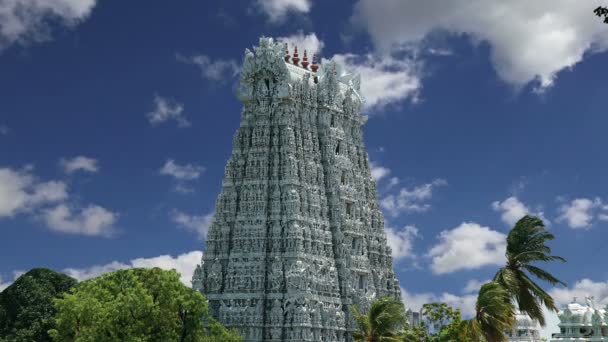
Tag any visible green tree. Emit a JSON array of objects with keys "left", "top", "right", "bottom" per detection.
[
  {"left": 49, "top": 267, "right": 241, "bottom": 342},
  {"left": 493, "top": 215, "right": 566, "bottom": 326},
  {"left": 463, "top": 282, "right": 514, "bottom": 342},
  {"left": 0, "top": 268, "right": 77, "bottom": 342},
  {"left": 351, "top": 296, "right": 405, "bottom": 342},
  {"left": 399, "top": 302, "right": 468, "bottom": 342},
  {"left": 419, "top": 302, "right": 465, "bottom": 341}
]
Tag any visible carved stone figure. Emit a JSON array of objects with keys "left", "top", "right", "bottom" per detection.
[{"left": 193, "top": 37, "right": 401, "bottom": 341}]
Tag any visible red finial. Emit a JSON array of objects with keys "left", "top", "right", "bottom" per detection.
[
  {"left": 284, "top": 43, "right": 291, "bottom": 62},
  {"left": 292, "top": 46, "right": 300, "bottom": 66},
  {"left": 301, "top": 50, "right": 310, "bottom": 70},
  {"left": 310, "top": 54, "right": 319, "bottom": 72}
]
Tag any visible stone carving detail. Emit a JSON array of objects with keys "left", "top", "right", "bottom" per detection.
[{"left": 193, "top": 37, "right": 401, "bottom": 341}]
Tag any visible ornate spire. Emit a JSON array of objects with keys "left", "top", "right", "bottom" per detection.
[
  {"left": 301, "top": 50, "right": 310, "bottom": 70},
  {"left": 291, "top": 45, "right": 300, "bottom": 66},
  {"left": 302, "top": 50, "right": 310, "bottom": 69},
  {"left": 284, "top": 43, "right": 290, "bottom": 62},
  {"left": 310, "top": 54, "right": 319, "bottom": 72}
]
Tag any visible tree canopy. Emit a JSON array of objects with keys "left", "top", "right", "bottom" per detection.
[
  {"left": 0, "top": 268, "right": 77, "bottom": 342},
  {"left": 49, "top": 267, "right": 241, "bottom": 342}
]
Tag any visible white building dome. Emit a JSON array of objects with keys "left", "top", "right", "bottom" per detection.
[
  {"left": 551, "top": 296, "right": 608, "bottom": 341},
  {"left": 507, "top": 310, "right": 543, "bottom": 341}
]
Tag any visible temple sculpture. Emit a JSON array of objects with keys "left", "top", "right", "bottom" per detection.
[
  {"left": 550, "top": 296, "right": 608, "bottom": 341},
  {"left": 191, "top": 37, "right": 401, "bottom": 342},
  {"left": 506, "top": 310, "right": 543, "bottom": 342}
]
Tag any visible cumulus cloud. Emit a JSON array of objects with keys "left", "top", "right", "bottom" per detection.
[
  {"left": 147, "top": 95, "right": 190, "bottom": 128},
  {"left": 352, "top": 0, "right": 608, "bottom": 91},
  {"left": 329, "top": 52, "right": 421, "bottom": 111},
  {"left": 370, "top": 161, "right": 391, "bottom": 181},
  {"left": 0, "top": 271, "right": 24, "bottom": 292},
  {"left": 59, "top": 156, "right": 99, "bottom": 174},
  {"left": 0, "top": 167, "right": 67, "bottom": 217},
  {"left": 43, "top": 204, "right": 117, "bottom": 237},
  {"left": 380, "top": 179, "right": 447, "bottom": 217},
  {"left": 400, "top": 287, "right": 477, "bottom": 316},
  {"left": 427, "top": 222, "right": 506, "bottom": 274},
  {"left": 159, "top": 159, "right": 205, "bottom": 193},
  {"left": 160, "top": 159, "right": 204, "bottom": 181},
  {"left": 277, "top": 32, "right": 324, "bottom": 57},
  {"left": 62, "top": 250, "right": 203, "bottom": 287},
  {"left": 0, "top": 166, "right": 117, "bottom": 236},
  {"left": 558, "top": 197, "right": 605, "bottom": 229},
  {"left": 550, "top": 278, "right": 608, "bottom": 307},
  {"left": 491, "top": 196, "right": 548, "bottom": 226},
  {"left": 255, "top": 0, "right": 311, "bottom": 22},
  {"left": 176, "top": 53, "right": 239, "bottom": 81},
  {"left": 462, "top": 279, "right": 490, "bottom": 294},
  {"left": 0, "top": 0, "right": 96, "bottom": 51},
  {"left": 171, "top": 210, "right": 214, "bottom": 240},
  {"left": 385, "top": 225, "right": 420, "bottom": 260}
]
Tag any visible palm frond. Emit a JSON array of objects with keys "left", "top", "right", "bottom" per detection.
[{"left": 524, "top": 265, "right": 566, "bottom": 287}]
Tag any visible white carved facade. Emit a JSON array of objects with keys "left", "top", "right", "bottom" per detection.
[
  {"left": 507, "top": 310, "right": 543, "bottom": 342},
  {"left": 550, "top": 296, "right": 608, "bottom": 341},
  {"left": 191, "top": 37, "right": 401, "bottom": 342}
]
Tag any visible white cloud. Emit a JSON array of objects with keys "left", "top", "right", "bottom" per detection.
[
  {"left": 0, "top": 271, "right": 23, "bottom": 292},
  {"left": 277, "top": 32, "right": 324, "bottom": 57},
  {"left": 60, "top": 156, "right": 99, "bottom": 174},
  {"left": 0, "top": 166, "right": 116, "bottom": 237},
  {"left": 176, "top": 54, "right": 239, "bottom": 81},
  {"left": 160, "top": 159, "right": 204, "bottom": 181},
  {"left": 256, "top": 0, "right": 311, "bottom": 22},
  {"left": 400, "top": 287, "right": 477, "bottom": 317},
  {"left": 427, "top": 222, "right": 506, "bottom": 274},
  {"left": 492, "top": 196, "right": 530, "bottom": 226},
  {"left": 43, "top": 204, "right": 117, "bottom": 237},
  {"left": 463, "top": 279, "right": 490, "bottom": 294},
  {"left": 385, "top": 225, "right": 420, "bottom": 260},
  {"left": 0, "top": 167, "right": 67, "bottom": 217},
  {"left": 558, "top": 197, "right": 603, "bottom": 229},
  {"left": 0, "top": 0, "right": 96, "bottom": 51},
  {"left": 171, "top": 210, "right": 214, "bottom": 240},
  {"left": 147, "top": 95, "right": 190, "bottom": 128},
  {"left": 330, "top": 52, "right": 421, "bottom": 111},
  {"left": 62, "top": 250, "right": 203, "bottom": 287},
  {"left": 0, "top": 276, "right": 11, "bottom": 292},
  {"left": 370, "top": 161, "right": 391, "bottom": 181},
  {"left": 0, "top": 125, "right": 9, "bottom": 135},
  {"left": 550, "top": 278, "right": 608, "bottom": 307},
  {"left": 491, "top": 196, "right": 548, "bottom": 226},
  {"left": 380, "top": 179, "right": 446, "bottom": 217},
  {"left": 353, "top": 0, "right": 608, "bottom": 92}
]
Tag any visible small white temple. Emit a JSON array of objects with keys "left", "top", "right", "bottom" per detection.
[
  {"left": 506, "top": 310, "right": 544, "bottom": 341},
  {"left": 550, "top": 296, "right": 608, "bottom": 341}
]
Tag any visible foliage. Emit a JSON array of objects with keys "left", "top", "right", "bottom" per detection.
[
  {"left": 462, "top": 282, "right": 515, "bottom": 342},
  {"left": 493, "top": 215, "right": 566, "bottom": 326},
  {"left": 401, "top": 302, "right": 468, "bottom": 342},
  {"left": 0, "top": 268, "right": 77, "bottom": 342},
  {"left": 351, "top": 296, "right": 405, "bottom": 342},
  {"left": 49, "top": 267, "right": 241, "bottom": 342},
  {"left": 420, "top": 302, "right": 464, "bottom": 341}
]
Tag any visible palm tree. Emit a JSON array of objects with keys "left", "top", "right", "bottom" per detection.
[
  {"left": 463, "top": 282, "right": 515, "bottom": 342},
  {"left": 493, "top": 215, "right": 566, "bottom": 326},
  {"left": 351, "top": 296, "right": 405, "bottom": 342}
]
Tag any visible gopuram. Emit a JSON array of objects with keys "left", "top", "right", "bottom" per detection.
[{"left": 192, "top": 37, "right": 401, "bottom": 342}]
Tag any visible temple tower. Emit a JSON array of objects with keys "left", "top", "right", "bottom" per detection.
[{"left": 192, "top": 37, "right": 401, "bottom": 342}]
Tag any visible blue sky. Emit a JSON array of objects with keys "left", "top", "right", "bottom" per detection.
[{"left": 1, "top": 0, "right": 608, "bottom": 337}]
